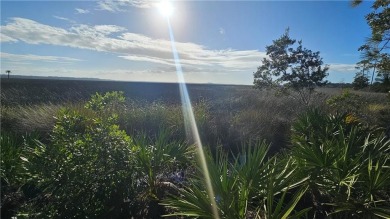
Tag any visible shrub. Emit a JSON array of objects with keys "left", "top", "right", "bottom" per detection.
[
  {"left": 20, "top": 92, "right": 134, "bottom": 218},
  {"left": 19, "top": 92, "right": 195, "bottom": 218},
  {"left": 23, "top": 108, "right": 136, "bottom": 218},
  {"left": 85, "top": 91, "right": 125, "bottom": 113},
  {"left": 326, "top": 89, "right": 366, "bottom": 115},
  {"left": 290, "top": 109, "right": 390, "bottom": 218}
]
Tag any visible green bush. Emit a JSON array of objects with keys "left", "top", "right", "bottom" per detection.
[
  {"left": 290, "top": 109, "right": 390, "bottom": 218},
  {"left": 20, "top": 92, "right": 135, "bottom": 218},
  {"left": 85, "top": 91, "right": 125, "bottom": 113},
  {"left": 23, "top": 108, "right": 136, "bottom": 218},
  {"left": 18, "top": 92, "right": 194, "bottom": 218}
]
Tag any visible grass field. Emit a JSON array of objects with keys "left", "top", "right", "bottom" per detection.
[
  {"left": 1, "top": 78, "right": 390, "bottom": 218},
  {"left": 1, "top": 78, "right": 388, "bottom": 147}
]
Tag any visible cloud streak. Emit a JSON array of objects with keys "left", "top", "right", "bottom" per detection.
[
  {"left": 328, "top": 63, "right": 357, "bottom": 73},
  {"left": 53, "top": 16, "right": 75, "bottom": 23},
  {"left": 75, "top": 8, "right": 90, "bottom": 14},
  {"left": 1, "top": 52, "right": 83, "bottom": 63},
  {"left": 96, "top": 0, "right": 156, "bottom": 12},
  {"left": 1, "top": 17, "right": 266, "bottom": 74}
]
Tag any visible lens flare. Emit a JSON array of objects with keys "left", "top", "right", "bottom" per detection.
[{"left": 166, "top": 18, "right": 221, "bottom": 219}]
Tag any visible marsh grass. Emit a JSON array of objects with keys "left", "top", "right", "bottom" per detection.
[
  {"left": 325, "top": 88, "right": 390, "bottom": 127},
  {"left": 1, "top": 81, "right": 390, "bottom": 218},
  {"left": 1, "top": 104, "right": 63, "bottom": 135},
  {"left": 2, "top": 81, "right": 388, "bottom": 154},
  {"left": 1, "top": 132, "right": 39, "bottom": 218}
]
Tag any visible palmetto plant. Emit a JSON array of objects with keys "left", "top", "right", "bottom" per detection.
[
  {"left": 132, "top": 131, "right": 195, "bottom": 217},
  {"left": 162, "top": 142, "right": 309, "bottom": 218},
  {"left": 291, "top": 108, "right": 390, "bottom": 218}
]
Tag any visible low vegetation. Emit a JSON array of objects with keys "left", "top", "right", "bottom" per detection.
[{"left": 1, "top": 80, "right": 389, "bottom": 218}]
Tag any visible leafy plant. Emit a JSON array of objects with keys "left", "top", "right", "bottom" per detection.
[
  {"left": 23, "top": 109, "right": 136, "bottom": 218},
  {"left": 290, "top": 108, "right": 390, "bottom": 218},
  {"left": 132, "top": 131, "right": 194, "bottom": 217},
  {"left": 17, "top": 92, "right": 196, "bottom": 218},
  {"left": 85, "top": 91, "right": 125, "bottom": 113},
  {"left": 162, "top": 142, "right": 308, "bottom": 218},
  {"left": 20, "top": 92, "right": 135, "bottom": 218}
]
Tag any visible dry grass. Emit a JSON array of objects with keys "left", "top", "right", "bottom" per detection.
[{"left": 1, "top": 79, "right": 389, "bottom": 153}]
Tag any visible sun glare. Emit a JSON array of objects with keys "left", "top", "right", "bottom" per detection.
[{"left": 158, "top": 1, "right": 174, "bottom": 17}]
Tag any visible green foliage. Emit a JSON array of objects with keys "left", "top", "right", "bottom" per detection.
[
  {"left": 291, "top": 109, "right": 390, "bottom": 218},
  {"left": 85, "top": 91, "right": 125, "bottom": 113},
  {"left": 162, "top": 142, "right": 308, "bottom": 218},
  {"left": 253, "top": 29, "right": 329, "bottom": 105},
  {"left": 353, "top": 0, "right": 389, "bottom": 87},
  {"left": 3, "top": 84, "right": 390, "bottom": 218},
  {"left": 16, "top": 91, "right": 195, "bottom": 218},
  {"left": 132, "top": 131, "right": 194, "bottom": 217},
  {"left": 21, "top": 92, "right": 133, "bottom": 218},
  {"left": 1, "top": 132, "right": 38, "bottom": 218},
  {"left": 24, "top": 109, "right": 135, "bottom": 218}
]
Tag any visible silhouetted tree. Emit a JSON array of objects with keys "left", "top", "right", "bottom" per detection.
[
  {"left": 353, "top": 73, "right": 370, "bottom": 89},
  {"left": 253, "top": 29, "right": 328, "bottom": 105},
  {"left": 352, "top": 0, "right": 389, "bottom": 86},
  {"left": 353, "top": 61, "right": 370, "bottom": 89}
]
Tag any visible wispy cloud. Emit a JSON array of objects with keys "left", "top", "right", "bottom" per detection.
[
  {"left": 1, "top": 52, "right": 83, "bottom": 63},
  {"left": 0, "top": 33, "right": 18, "bottom": 43},
  {"left": 53, "top": 16, "right": 76, "bottom": 23},
  {"left": 75, "top": 8, "right": 90, "bottom": 14},
  {"left": 328, "top": 63, "right": 357, "bottom": 73},
  {"left": 1, "top": 17, "right": 266, "bottom": 74},
  {"left": 96, "top": 0, "right": 156, "bottom": 12}
]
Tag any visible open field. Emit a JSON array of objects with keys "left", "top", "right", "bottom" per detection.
[
  {"left": 1, "top": 78, "right": 252, "bottom": 106},
  {"left": 1, "top": 78, "right": 390, "bottom": 218},
  {"left": 1, "top": 78, "right": 389, "bottom": 154}
]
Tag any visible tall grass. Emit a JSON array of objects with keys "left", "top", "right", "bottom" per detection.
[
  {"left": 1, "top": 132, "right": 39, "bottom": 218},
  {"left": 1, "top": 104, "right": 65, "bottom": 137},
  {"left": 2, "top": 86, "right": 390, "bottom": 218}
]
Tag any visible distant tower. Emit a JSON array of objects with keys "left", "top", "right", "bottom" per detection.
[{"left": 5, "top": 70, "right": 11, "bottom": 79}]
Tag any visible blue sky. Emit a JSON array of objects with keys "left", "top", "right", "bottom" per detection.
[{"left": 1, "top": 0, "right": 372, "bottom": 84}]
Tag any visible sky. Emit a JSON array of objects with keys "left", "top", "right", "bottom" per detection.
[{"left": 0, "top": 0, "right": 373, "bottom": 85}]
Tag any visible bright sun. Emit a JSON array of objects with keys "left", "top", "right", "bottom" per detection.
[{"left": 158, "top": 1, "right": 174, "bottom": 17}]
